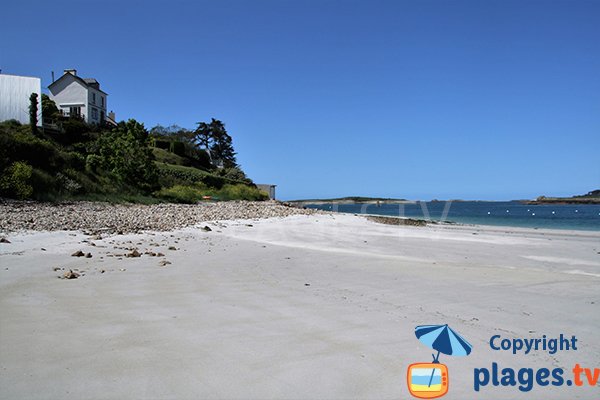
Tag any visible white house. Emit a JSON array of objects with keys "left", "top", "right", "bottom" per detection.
[
  {"left": 48, "top": 69, "right": 108, "bottom": 124},
  {"left": 0, "top": 73, "right": 42, "bottom": 125}
]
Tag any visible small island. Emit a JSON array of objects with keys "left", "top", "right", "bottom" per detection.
[{"left": 522, "top": 190, "right": 600, "bottom": 205}]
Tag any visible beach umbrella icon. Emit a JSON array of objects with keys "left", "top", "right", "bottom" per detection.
[{"left": 414, "top": 324, "right": 473, "bottom": 387}]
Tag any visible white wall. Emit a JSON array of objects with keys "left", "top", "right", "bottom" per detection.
[
  {"left": 49, "top": 74, "right": 88, "bottom": 121},
  {"left": 87, "top": 87, "right": 107, "bottom": 123},
  {"left": 0, "top": 74, "right": 42, "bottom": 125},
  {"left": 88, "top": 88, "right": 107, "bottom": 111},
  {"left": 257, "top": 184, "right": 276, "bottom": 199}
]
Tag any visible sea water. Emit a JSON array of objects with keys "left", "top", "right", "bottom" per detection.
[{"left": 305, "top": 201, "right": 600, "bottom": 231}]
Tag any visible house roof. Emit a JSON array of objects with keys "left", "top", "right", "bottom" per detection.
[
  {"left": 105, "top": 113, "right": 118, "bottom": 127},
  {"left": 83, "top": 78, "right": 101, "bottom": 90},
  {"left": 48, "top": 73, "right": 108, "bottom": 95}
]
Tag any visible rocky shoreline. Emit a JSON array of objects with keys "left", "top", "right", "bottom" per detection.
[
  {"left": 521, "top": 198, "right": 600, "bottom": 205},
  {"left": 0, "top": 200, "right": 321, "bottom": 234}
]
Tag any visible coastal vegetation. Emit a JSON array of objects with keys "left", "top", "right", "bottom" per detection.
[
  {"left": 524, "top": 190, "right": 600, "bottom": 205},
  {"left": 0, "top": 103, "right": 267, "bottom": 203}
]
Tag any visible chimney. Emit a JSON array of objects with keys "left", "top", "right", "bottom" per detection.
[
  {"left": 108, "top": 111, "right": 116, "bottom": 121},
  {"left": 64, "top": 69, "right": 77, "bottom": 76}
]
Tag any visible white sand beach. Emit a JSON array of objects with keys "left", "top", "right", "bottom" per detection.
[{"left": 1, "top": 213, "right": 599, "bottom": 399}]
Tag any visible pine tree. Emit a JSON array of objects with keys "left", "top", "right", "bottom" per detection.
[{"left": 193, "top": 118, "right": 237, "bottom": 168}]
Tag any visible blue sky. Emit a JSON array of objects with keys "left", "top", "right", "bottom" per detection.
[{"left": 1, "top": 0, "right": 598, "bottom": 200}]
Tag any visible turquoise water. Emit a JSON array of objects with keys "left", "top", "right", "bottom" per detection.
[{"left": 305, "top": 201, "right": 600, "bottom": 231}]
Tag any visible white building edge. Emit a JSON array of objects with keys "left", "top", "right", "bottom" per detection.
[
  {"left": 256, "top": 184, "right": 276, "bottom": 200},
  {"left": 0, "top": 73, "right": 42, "bottom": 125}
]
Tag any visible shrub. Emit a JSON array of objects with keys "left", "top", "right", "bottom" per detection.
[
  {"left": 0, "top": 130, "right": 62, "bottom": 171},
  {"left": 66, "top": 169, "right": 103, "bottom": 194},
  {"left": 90, "top": 120, "right": 159, "bottom": 193},
  {"left": 217, "top": 166, "right": 253, "bottom": 184},
  {"left": 219, "top": 184, "right": 268, "bottom": 201},
  {"left": 41, "top": 94, "right": 60, "bottom": 122},
  {"left": 154, "top": 182, "right": 267, "bottom": 203},
  {"left": 152, "top": 148, "right": 190, "bottom": 166},
  {"left": 63, "top": 151, "right": 86, "bottom": 170},
  {"left": 169, "top": 141, "right": 186, "bottom": 157},
  {"left": 0, "top": 119, "right": 22, "bottom": 130},
  {"left": 30, "top": 168, "right": 57, "bottom": 200},
  {"left": 56, "top": 172, "right": 82, "bottom": 194},
  {"left": 154, "top": 185, "right": 204, "bottom": 204},
  {"left": 62, "top": 118, "right": 90, "bottom": 137},
  {"left": 0, "top": 161, "right": 34, "bottom": 199},
  {"left": 153, "top": 139, "right": 171, "bottom": 150},
  {"left": 185, "top": 146, "right": 212, "bottom": 169},
  {"left": 85, "top": 154, "right": 102, "bottom": 172},
  {"left": 156, "top": 162, "right": 228, "bottom": 188}
]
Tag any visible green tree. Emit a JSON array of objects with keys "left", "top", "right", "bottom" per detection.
[
  {"left": 150, "top": 124, "right": 194, "bottom": 142},
  {"left": 41, "top": 94, "right": 60, "bottom": 122},
  {"left": 29, "top": 93, "right": 38, "bottom": 134},
  {"left": 193, "top": 120, "right": 213, "bottom": 150},
  {"left": 91, "top": 119, "right": 159, "bottom": 192},
  {"left": 210, "top": 129, "right": 237, "bottom": 168},
  {"left": 193, "top": 118, "right": 237, "bottom": 168},
  {"left": 0, "top": 161, "right": 33, "bottom": 199},
  {"left": 217, "top": 166, "right": 252, "bottom": 184}
]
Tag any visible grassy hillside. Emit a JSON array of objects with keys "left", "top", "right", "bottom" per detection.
[
  {"left": 0, "top": 119, "right": 267, "bottom": 203},
  {"left": 152, "top": 147, "right": 190, "bottom": 166}
]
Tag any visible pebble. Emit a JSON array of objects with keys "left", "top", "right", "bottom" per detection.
[
  {"left": 0, "top": 200, "right": 321, "bottom": 234},
  {"left": 126, "top": 250, "right": 141, "bottom": 258},
  {"left": 62, "top": 269, "right": 79, "bottom": 279}
]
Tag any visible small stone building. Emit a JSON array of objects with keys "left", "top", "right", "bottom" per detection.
[{"left": 257, "top": 184, "right": 276, "bottom": 200}]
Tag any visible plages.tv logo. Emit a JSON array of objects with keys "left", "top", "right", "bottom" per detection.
[{"left": 407, "top": 324, "right": 473, "bottom": 399}]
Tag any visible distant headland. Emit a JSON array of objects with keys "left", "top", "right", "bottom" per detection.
[
  {"left": 291, "top": 191, "right": 600, "bottom": 206},
  {"left": 521, "top": 190, "right": 600, "bottom": 205},
  {"left": 289, "top": 196, "right": 415, "bottom": 206}
]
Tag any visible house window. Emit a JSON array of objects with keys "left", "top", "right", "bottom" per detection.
[
  {"left": 69, "top": 106, "right": 81, "bottom": 117},
  {"left": 101, "top": 96, "right": 104, "bottom": 107},
  {"left": 92, "top": 108, "right": 98, "bottom": 120},
  {"left": 92, "top": 93, "right": 96, "bottom": 104}
]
